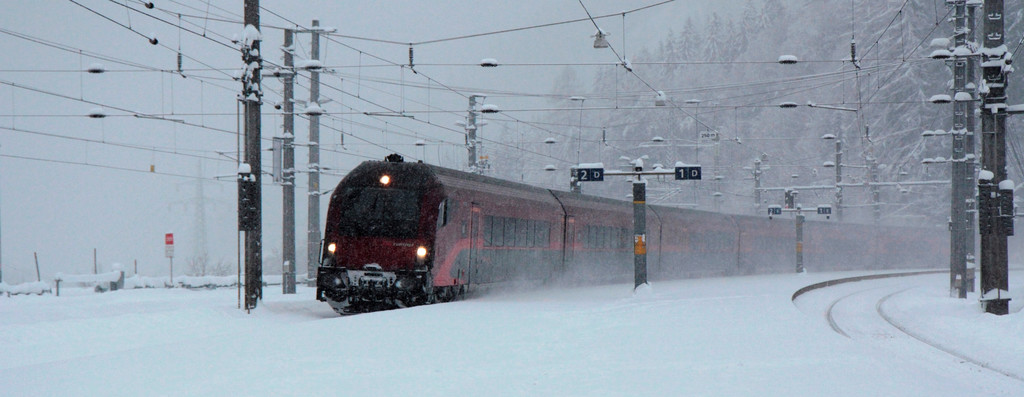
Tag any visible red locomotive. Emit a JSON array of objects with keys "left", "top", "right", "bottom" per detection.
[{"left": 316, "top": 155, "right": 947, "bottom": 314}]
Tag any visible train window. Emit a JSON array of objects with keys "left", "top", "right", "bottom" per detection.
[
  {"left": 525, "top": 220, "right": 536, "bottom": 247},
  {"left": 535, "top": 220, "right": 549, "bottom": 247},
  {"left": 493, "top": 217, "right": 505, "bottom": 247},
  {"left": 483, "top": 216, "right": 493, "bottom": 246},
  {"left": 337, "top": 187, "right": 420, "bottom": 238},
  {"left": 436, "top": 200, "right": 448, "bottom": 229},
  {"left": 504, "top": 217, "right": 516, "bottom": 247},
  {"left": 516, "top": 218, "right": 530, "bottom": 247}
]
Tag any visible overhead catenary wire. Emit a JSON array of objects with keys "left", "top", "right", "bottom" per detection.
[
  {"left": 15, "top": 0, "right": 954, "bottom": 194},
  {"left": 0, "top": 125, "right": 236, "bottom": 165},
  {"left": 0, "top": 152, "right": 219, "bottom": 181}
]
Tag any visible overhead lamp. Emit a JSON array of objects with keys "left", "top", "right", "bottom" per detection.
[
  {"left": 87, "top": 107, "right": 107, "bottom": 118},
  {"left": 592, "top": 29, "right": 609, "bottom": 49},
  {"left": 778, "top": 55, "right": 799, "bottom": 64},
  {"left": 655, "top": 91, "right": 667, "bottom": 106},
  {"left": 479, "top": 58, "right": 499, "bottom": 67},
  {"left": 929, "top": 49, "right": 953, "bottom": 60},
  {"left": 778, "top": 102, "right": 798, "bottom": 108},
  {"left": 86, "top": 63, "right": 105, "bottom": 74},
  {"left": 304, "top": 102, "right": 324, "bottom": 116}
]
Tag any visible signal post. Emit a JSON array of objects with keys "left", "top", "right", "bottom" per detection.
[
  {"left": 574, "top": 161, "right": 702, "bottom": 289},
  {"left": 768, "top": 202, "right": 832, "bottom": 273}
]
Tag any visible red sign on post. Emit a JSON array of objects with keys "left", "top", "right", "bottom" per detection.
[{"left": 165, "top": 233, "right": 174, "bottom": 258}]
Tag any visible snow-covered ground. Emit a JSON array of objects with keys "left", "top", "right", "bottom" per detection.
[{"left": 1, "top": 270, "right": 1021, "bottom": 396}]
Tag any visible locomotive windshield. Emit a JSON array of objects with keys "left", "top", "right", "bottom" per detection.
[{"left": 335, "top": 186, "right": 421, "bottom": 238}]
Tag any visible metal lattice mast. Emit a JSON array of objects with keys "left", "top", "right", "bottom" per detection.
[
  {"left": 947, "top": 0, "right": 976, "bottom": 298},
  {"left": 466, "top": 95, "right": 483, "bottom": 174}
]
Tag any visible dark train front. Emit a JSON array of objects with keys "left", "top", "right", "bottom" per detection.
[{"left": 316, "top": 154, "right": 447, "bottom": 314}]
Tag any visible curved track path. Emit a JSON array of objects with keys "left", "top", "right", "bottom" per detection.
[{"left": 795, "top": 272, "right": 1023, "bottom": 384}]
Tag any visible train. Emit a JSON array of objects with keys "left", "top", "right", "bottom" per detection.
[{"left": 315, "top": 154, "right": 948, "bottom": 314}]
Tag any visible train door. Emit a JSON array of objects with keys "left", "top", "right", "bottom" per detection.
[{"left": 468, "top": 204, "right": 481, "bottom": 286}]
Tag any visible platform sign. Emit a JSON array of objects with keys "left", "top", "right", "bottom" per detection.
[
  {"left": 768, "top": 206, "right": 783, "bottom": 216},
  {"left": 165, "top": 233, "right": 174, "bottom": 258},
  {"left": 575, "top": 167, "right": 605, "bottom": 182},
  {"left": 816, "top": 206, "right": 832, "bottom": 216},
  {"left": 674, "top": 166, "right": 702, "bottom": 180}
]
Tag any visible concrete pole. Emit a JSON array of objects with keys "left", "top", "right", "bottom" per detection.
[
  {"left": 869, "top": 156, "right": 880, "bottom": 223},
  {"left": 834, "top": 137, "right": 843, "bottom": 221},
  {"left": 965, "top": 0, "right": 979, "bottom": 289},
  {"left": 753, "top": 158, "right": 762, "bottom": 214},
  {"left": 282, "top": 28, "right": 296, "bottom": 294},
  {"left": 962, "top": 1, "right": 978, "bottom": 278},
  {"left": 242, "top": 0, "right": 263, "bottom": 310},
  {"left": 979, "top": 0, "right": 1010, "bottom": 315},
  {"left": 795, "top": 213, "right": 805, "bottom": 273},
  {"left": 307, "top": 20, "right": 322, "bottom": 287},
  {"left": 713, "top": 135, "right": 721, "bottom": 212}
]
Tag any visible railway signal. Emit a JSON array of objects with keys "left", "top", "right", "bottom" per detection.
[
  {"left": 574, "top": 160, "right": 701, "bottom": 290},
  {"left": 768, "top": 202, "right": 833, "bottom": 273}
]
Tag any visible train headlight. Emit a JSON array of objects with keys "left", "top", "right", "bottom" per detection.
[
  {"left": 327, "top": 243, "right": 337, "bottom": 254},
  {"left": 416, "top": 246, "right": 428, "bottom": 258},
  {"left": 380, "top": 175, "right": 391, "bottom": 185}
]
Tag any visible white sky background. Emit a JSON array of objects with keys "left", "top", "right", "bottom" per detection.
[{"left": 0, "top": 0, "right": 746, "bottom": 283}]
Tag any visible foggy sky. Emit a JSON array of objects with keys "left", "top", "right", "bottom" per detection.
[{"left": 0, "top": 1, "right": 743, "bottom": 283}]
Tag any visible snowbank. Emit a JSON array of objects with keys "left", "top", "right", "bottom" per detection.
[
  {"left": 54, "top": 271, "right": 123, "bottom": 284},
  {"left": 0, "top": 281, "right": 51, "bottom": 296}
]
